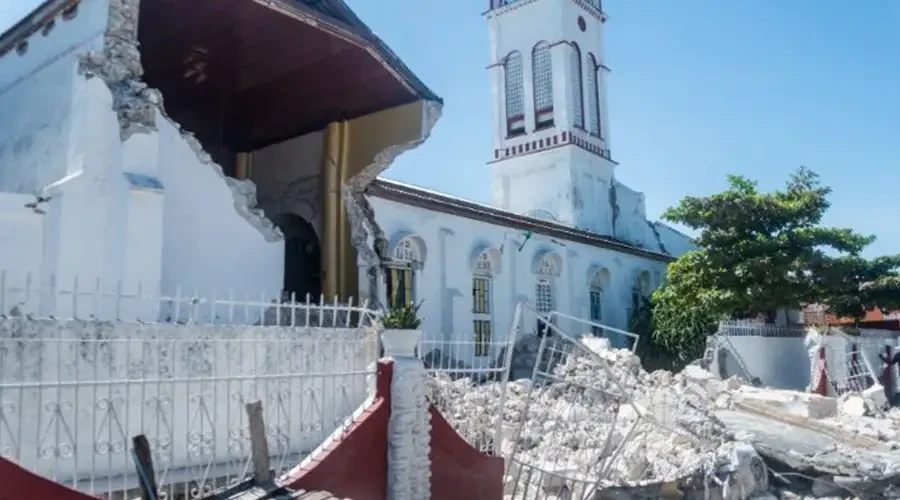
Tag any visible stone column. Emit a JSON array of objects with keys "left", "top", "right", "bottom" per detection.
[{"left": 383, "top": 329, "right": 431, "bottom": 500}]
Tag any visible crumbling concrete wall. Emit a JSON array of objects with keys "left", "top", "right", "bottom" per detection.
[
  {"left": 345, "top": 100, "right": 443, "bottom": 309},
  {"left": 0, "top": 0, "right": 284, "bottom": 302}
]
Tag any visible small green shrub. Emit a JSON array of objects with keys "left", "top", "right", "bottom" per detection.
[{"left": 383, "top": 301, "right": 423, "bottom": 329}]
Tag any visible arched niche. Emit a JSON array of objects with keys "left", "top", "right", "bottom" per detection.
[
  {"left": 470, "top": 245, "right": 503, "bottom": 274},
  {"left": 587, "top": 265, "right": 611, "bottom": 290},
  {"left": 532, "top": 250, "right": 563, "bottom": 277},
  {"left": 633, "top": 269, "right": 651, "bottom": 296},
  {"left": 389, "top": 232, "right": 427, "bottom": 269}
]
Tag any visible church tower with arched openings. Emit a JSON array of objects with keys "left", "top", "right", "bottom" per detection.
[{"left": 486, "top": 0, "right": 616, "bottom": 235}]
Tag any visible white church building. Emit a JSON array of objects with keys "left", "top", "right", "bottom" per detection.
[{"left": 0, "top": 0, "right": 692, "bottom": 358}]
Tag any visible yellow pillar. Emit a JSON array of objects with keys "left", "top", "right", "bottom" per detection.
[
  {"left": 234, "top": 152, "right": 252, "bottom": 179},
  {"left": 321, "top": 122, "right": 346, "bottom": 299},
  {"left": 337, "top": 121, "right": 358, "bottom": 300}
]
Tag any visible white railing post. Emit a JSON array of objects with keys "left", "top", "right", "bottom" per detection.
[{"left": 383, "top": 329, "right": 430, "bottom": 500}]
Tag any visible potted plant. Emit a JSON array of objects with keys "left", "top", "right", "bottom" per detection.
[{"left": 381, "top": 301, "right": 424, "bottom": 357}]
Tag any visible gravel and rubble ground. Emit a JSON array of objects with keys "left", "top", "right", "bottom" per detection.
[{"left": 427, "top": 334, "right": 900, "bottom": 499}]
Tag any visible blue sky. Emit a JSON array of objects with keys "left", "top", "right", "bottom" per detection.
[{"left": 3, "top": 1, "right": 898, "bottom": 256}]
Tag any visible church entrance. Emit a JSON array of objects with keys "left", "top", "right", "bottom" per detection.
[{"left": 274, "top": 214, "right": 321, "bottom": 302}]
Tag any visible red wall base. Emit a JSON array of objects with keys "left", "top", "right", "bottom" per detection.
[
  {"left": 0, "top": 457, "right": 98, "bottom": 500},
  {"left": 280, "top": 362, "right": 393, "bottom": 500},
  {"left": 430, "top": 408, "right": 504, "bottom": 500}
]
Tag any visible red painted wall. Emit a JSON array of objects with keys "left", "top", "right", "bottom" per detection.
[
  {"left": 280, "top": 361, "right": 392, "bottom": 500},
  {"left": 0, "top": 457, "right": 98, "bottom": 500},
  {"left": 430, "top": 408, "right": 504, "bottom": 500}
]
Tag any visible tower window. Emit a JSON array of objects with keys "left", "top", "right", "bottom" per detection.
[
  {"left": 586, "top": 53, "right": 602, "bottom": 138},
  {"left": 532, "top": 42, "right": 554, "bottom": 129},
  {"left": 570, "top": 43, "right": 584, "bottom": 129},
  {"left": 504, "top": 51, "right": 526, "bottom": 137}
]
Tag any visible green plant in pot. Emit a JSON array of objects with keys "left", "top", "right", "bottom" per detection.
[
  {"left": 380, "top": 301, "right": 424, "bottom": 356},
  {"left": 382, "top": 301, "right": 423, "bottom": 330}
]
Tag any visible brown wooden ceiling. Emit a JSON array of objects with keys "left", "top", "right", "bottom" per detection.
[{"left": 138, "top": 0, "right": 422, "bottom": 150}]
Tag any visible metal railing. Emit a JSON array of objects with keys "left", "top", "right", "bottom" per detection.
[
  {"left": 418, "top": 316, "right": 519, "bottom": 454},
  {"left": 0, "top": 330, "right": 379, "bottom": 499},
  {"left": 0, "top": 270, "right": 379, "bottom": 328}
]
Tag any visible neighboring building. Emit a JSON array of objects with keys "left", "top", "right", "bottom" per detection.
[{"left": 0, "top": 0, "right": 693, "bottom": 359}]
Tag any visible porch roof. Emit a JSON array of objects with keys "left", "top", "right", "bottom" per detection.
[{"left": 0, "top": 0, "right": 442, "bottom": 150}]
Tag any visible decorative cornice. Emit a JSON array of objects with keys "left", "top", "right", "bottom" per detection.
[{"left": 491, "top": 128, "right": 615, "bottom": 164}]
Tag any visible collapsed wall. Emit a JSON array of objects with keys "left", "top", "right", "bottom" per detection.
[{"left": 429, "top": 334, "right": 900, "bottom": 499}]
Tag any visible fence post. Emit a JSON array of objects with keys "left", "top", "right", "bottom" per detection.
[
  {"left": 245, "top": 400, "right": 272, "bottom": 485},
  {"left": 383, "top": 329, "right": 430, "bottom": 500}
]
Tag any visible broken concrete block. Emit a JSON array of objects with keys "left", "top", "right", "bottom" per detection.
[
  {"left": 862, "top": 384, "right": 888, "bottom": 410},
  {"left": 682, "top": 364, "right": 715, "bottom": 386},
  {"left": 839, "top": 394, "right": 867, "bottom": 418},
  {"left": 733, "top": 386, "right": 838, "bottom": 419},
  {"left": 581, "top": 335, "right": 611, "bottom": 355}
]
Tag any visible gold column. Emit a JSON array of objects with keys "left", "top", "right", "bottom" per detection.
[
  {"left": 321, "top": 122, "right": 345, "bottom": 299},
  {"left": 337, "top": 121, "right": 356, "bottom": 300},
  {"left": 234, "top": 152, "right": 253, "bottom": 179}
]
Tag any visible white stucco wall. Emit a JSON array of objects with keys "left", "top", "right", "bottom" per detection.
[
  {"left": 155, "top": 117, "right": 283, "bottom": 312},
  {"left": 0, "top": 0, "right": 110, "bottom": 194},
  {"left": 369, "top": 193, "right": 673, "bottom": 365},
  {"left": 717, "top": 330, "right": 900, "bottom": 393},
  {"left": 0, "top": 0, "right": 284, "bottom": 318}
]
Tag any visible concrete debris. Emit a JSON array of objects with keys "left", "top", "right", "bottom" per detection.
[{"left": 428, "top": 333, "right": 900, "bottom": 499}]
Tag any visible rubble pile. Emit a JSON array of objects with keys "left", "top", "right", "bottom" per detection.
[{"left": 427, "top": 334, "right": 900, "bottom": 499}]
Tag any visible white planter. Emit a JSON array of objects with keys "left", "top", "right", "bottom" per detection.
[{"left": 381, "top": 329, "right": 422, "bottom": 358}]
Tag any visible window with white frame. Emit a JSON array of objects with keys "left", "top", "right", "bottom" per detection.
[
  {"left": 535, "top": 278, "right": 554, "bottom": 336},
  {"left": 586, "top": 53, "right": 601, "bottom": 137},
  {"left": 570, "top": 43, "right": 584, "bottom": 129},
  {"left": 505, "top": 51, "right": 526, "bottom": 137},
  {"left": 473, "top": 251, "right": 494, "bottom": 357},
  {"left": 386, "top": 238, "right": 419, "bottom": 308},
  {"left": 532, "top": 42, "right": 554, "bottom": 129}
]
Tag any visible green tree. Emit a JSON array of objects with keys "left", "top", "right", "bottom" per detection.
[{"left": 651, "top": 167, "right": 900, "bottom": 357}]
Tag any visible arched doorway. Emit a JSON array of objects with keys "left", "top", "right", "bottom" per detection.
[{"left": 274, "top": 214, "right": 321, "bottom": 301}]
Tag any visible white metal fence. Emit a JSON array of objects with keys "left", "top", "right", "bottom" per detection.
[
  {"left": 717, "top": 320, "right": 808, "bottom": 338},
  {"left": 419, "top": 319, "right": 518, "bottom": 454},
  {"left": 0, "top": 328, "right": 379, "bottom": 499},
  {"left": 0, "top": 270, "right": 380, "bottom": 328}
]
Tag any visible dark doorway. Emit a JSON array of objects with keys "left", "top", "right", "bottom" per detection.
[{"left": 274, "top": 214, "right": 321, "bottom": 302}]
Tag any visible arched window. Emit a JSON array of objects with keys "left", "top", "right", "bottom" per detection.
[
  {"left": 472, "top": 248, "right": 500, "bottom": 357},
  {"left": 504, "top": 51, "right": 526, "bottom": 137},
  {"left": 387, "top": 236, "right": 425, "bottom": 308},
  {"left": 533, "top": 252, "right": 562, "bottom": 336},
  {"left": 627, "top": 270, "right": 651, "bottom": 326},
  {"left": 532, "top": 42, "right": 554, "bottom": 129},
  {"left": 588, "top": 267, "right": 610, "bottom": 337},
  {"left": 570, "top": 43, "right": 584, "bottom": 129},
  {"left": 586, "top": 53, "right": 602, "bottom": 137}
]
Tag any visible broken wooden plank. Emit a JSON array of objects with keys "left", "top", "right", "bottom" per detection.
[{"left": 131, "top": 434, "right": 158, "bottom": 500}]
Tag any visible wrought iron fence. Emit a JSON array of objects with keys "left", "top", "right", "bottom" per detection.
[
  {"left": 0, "top": 270, "right": 380, "bottom": 328},
  {"left": 418, "top": 313, "right": 519, "bottom": 454},
  {"left": 0, "top": 328, "right": 379, "bottom": 499},
  {"left": 716, "top": 319, "right": 808, "bottom": 338}
]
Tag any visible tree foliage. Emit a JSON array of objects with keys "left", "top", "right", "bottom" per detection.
[{"left": 650, "top": 167, "right": 900, "bottom": 357}]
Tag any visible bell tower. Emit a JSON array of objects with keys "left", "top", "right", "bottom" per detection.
[{"left": 485, "top": 0, "right": 618, "bottom": 235}]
